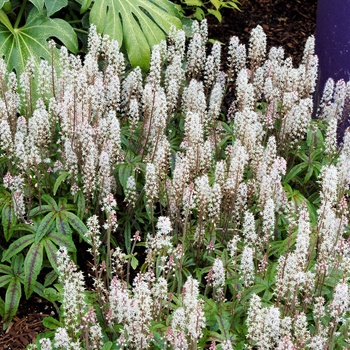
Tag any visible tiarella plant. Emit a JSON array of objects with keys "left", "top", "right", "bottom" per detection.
[{"left": 0, "top": 18, "right": 350, "bottom": 350}]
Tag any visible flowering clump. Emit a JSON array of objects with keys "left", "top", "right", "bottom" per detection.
[{"left": 1, "top": 18, "right": 350, "bottom": 350}]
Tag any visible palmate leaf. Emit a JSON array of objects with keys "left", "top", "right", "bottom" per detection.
[
  {"left": 0, "top": 7, "right": 78, "bottom": 76},
  {"left": 88, "top": 0, "right": 182, "bottom": 70}
]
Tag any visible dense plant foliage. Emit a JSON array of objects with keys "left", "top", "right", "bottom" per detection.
[
  {"left": 0, "top": 0, "right": 182, "bottom": 72},
  {"left": 173, "top": 0, "right": 240, "bottom": 22},
  {"left": 0, "top": 19, "right": 350, "bottom": 349}
]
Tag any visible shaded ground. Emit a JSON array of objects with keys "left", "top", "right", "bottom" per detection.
[
  {"left": 208, "top": 0, "right": 317, "bottom": 65},
  {"left": 0, "top": 1, "right": 317, "bottom": 348}
]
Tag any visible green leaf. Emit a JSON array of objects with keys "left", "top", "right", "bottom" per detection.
[
  {"left": 0, "top": 296, "right": 4, "bottom": 315},
  {"left": 4, "top": 277, "right": 21, "bottom": 324},
  {"left": 47, "top": 230, "right": 76, "bottom": 252},
  {"left": 56, "top": 212, "right": 73, "bottom": 236},
  {"left": 0, "top": 263, "right": 12, "bottom": 274},
  {"left": 118, "top": 163, "right": 135, "bottom": 190},
  {"left": 62, "top": 211, "right": 88, "bottom": 241},
  {"left": 131, "top": 255, "right": 139, "bottom": 270},
  {"left": 89, "top": 0, "right": 181, "bottom": 70},
  {"left": 80, "top": 0, "right": 93, "bottom": 13},
  {"left": 207, "top": 8, "right": 222, "bottom": 22},
  {"left": 44, "top": 269, "right": 58, "bottom": 287},
  {"left": 76, "top": 191, "right": 85, "bottom": 220},
  {"left": 2, "top": 234, "right": 35, "bottom": 262},
  {"left": 101, "top": 342, "right": 114, "bottom": 350},
  {"left": 35, "top": 211, "right": 56, "bottom": 242},
  {"left": 284, "top": 162, "right": 307, "bottom": 183},
  {"left": 0, "top": 8, "right": 78, "bottom": 76},
  {"left": 45, "top": 0, "right": 67, "bottom": 16},
  {"left": 2, "top": 200, "right": 16, "bottom": 241},
  {"left": 43, "top": 238, "right": 59, "bottom": 272},
  {"left": 183, "top": 0, "right": 203, "bottom": 5},
  {"left": 29, "top": 204, "right": 53, "bottom": 217},
  {"left": 53, "top": 172, "right": 69, "bottom": 195},
  {"left": 12, "top": 254, "right": 24, "bottom": 276},
  {"left": 0, "top": 274, "right": 12, "bottom": 288},
  {"left": 41, "top": 194, "right": 59, "bottom": 210},
  {"left": 42, "top": 316, "right": 61, "bottom": 330},
  {"left": 124, "top": 220, "right": 131, "bottom": 253},
  {"left": 0, "top": 0, "right": 8, "bottom": 10},
  {"left": 30, "top": 0, "right": 44, "bottom": 12},
  {"left": 24, "top": 241, "right": 44, "bottom": 298}
]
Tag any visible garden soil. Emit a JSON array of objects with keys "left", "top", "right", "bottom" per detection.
[{"left": 0, "top": 0, "right": 317, "bottom": 348}]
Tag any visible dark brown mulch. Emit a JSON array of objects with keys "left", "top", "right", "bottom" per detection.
[
  {"left": 0, "top": 1, "right": 317, "bottom": 349},
  {"left": 0, "top": 297, "right": 55, "bottom": 349},
  {"left": 207, "top": 0, "right": 318, "bottom": 66}
]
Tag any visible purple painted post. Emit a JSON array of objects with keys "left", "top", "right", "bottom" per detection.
[{"left": 315, "top": 0, "right": 350, "bottom": 137}]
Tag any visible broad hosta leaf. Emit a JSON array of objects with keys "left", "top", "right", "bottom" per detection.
[
  {"left": 0, "top": 8, "right": 78, "bottom": 76},
  {"left": 24, "top": 241, "right": 44, "bottom": 298},
  {"left": 4, "top": 277, "right": 21, "bottom": 325},
  {"left": 89, "top": 0, "right": 181, "bottom": 70}
]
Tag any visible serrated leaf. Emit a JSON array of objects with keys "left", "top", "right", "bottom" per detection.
[
  {"left": 62, "top": 211, "right": 88, "bottom": 241},
  {"left": 24, "top": 241, "right": 43, "bottom": 298},
  {"left": 53, "top": 171, "right": 69, "bottom": 195},
  {"left": 45, "top": 0, "right": 67, "bottom": 16},
  {"left": 2, "top": 234, "right": 35, "bottom": 262},
  {"left": 35, "top": 211, "right": 56, "bottom": 242},
  {"left": 42, "top": 316, "right": 61, "bottom": 330},
  {"left": 2, "top": 200, "right": 16, "bottom": 241},
  {"left": 0, "top": 8, "right": 78, "bottom": 76},
  {"left": 4, "top": 277, "right": 21, "bottom": 325},
  {"left": 89, "top": 0, "right": 181, "bottom": 70}
]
